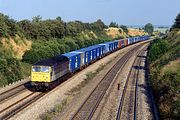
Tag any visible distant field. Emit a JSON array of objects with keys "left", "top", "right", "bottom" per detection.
[{"left": 154, "top": 27, "right": 169, "bottom": 34}]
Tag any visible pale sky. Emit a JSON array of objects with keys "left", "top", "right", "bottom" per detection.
[{"left": 0, "top": 0, "right": 179, "bottom": 25}]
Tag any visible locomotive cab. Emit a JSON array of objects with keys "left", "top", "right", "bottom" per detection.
[{"left": 31, "top": 66, "right": 52, "bottom": 83}]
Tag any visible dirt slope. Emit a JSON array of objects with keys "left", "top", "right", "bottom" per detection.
[
  {"left": 128, "top": 28, "right": 147, "bottom": 36},
  {"left": 105, "top": 27, "right": 126, "bottom": 39},
  {"left": 1, "top": 36, "right": 32, "bottom": 59}
]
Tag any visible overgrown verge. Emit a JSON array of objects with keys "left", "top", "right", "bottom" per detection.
[{"left": 147, "top": 29, "right": 180, "bottom": 119}]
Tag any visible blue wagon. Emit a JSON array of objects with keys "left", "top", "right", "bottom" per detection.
[
  {"left": 128, "top": 37, "right": 133, "bottom": 45},
  {"left": 112, "top": 41, "right": 119, "bottom": 50},
  {"left": 74, "top": 45, "right": 104, "bottom": 65},
  {"left": 99, "top": 43, "right": 109, "bottom": 53},
  {"left": 91, "top": 44, "right": 105, "bottom": 58},
  {"left": 63, "top": 52, "right": 81, "bottom": 72},
  {"left": 110, "top": 41, "right": 119, "bottom": 51},
  {"left": 99, "top": 41, "right": 118, "bottom": 53}
]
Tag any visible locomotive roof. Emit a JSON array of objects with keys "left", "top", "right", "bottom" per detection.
[{"left": 33, "top": 55, "right": 68, "bottom": 66}]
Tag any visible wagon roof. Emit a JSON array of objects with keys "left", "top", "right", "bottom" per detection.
[
  {"left": 75, "top": 44, "right": 103, "bottom": 52},
  {"left": 63, "top": 52, "right": 81, "bottom": 58}
]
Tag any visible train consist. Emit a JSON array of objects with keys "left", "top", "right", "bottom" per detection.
[{"left": 31, "top": 36, "right": 150, "bottom": 90}]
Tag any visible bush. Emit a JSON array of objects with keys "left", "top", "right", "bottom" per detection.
[
  {"left": 148, "top": 39, "right": 169, "bottom": 62},
  {"left": 0, "top": 57, "right": 23, "bottom": 87}
]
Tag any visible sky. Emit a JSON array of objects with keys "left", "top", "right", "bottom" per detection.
[{"left": 0, "top": 0, "right": 179, "bottom": 26}]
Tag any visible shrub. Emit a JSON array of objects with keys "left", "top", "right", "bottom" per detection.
[{"left": 148, "top": 39, "right": 169, "bottom": 62}]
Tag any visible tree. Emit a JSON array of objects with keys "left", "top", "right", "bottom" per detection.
[
  {"left": 17, "top": 20, "right": 39, "bottom": 39},
  {"left": 32, "top": 15, "right": 42, "bottom": 23},
  {"left": 91, "top": 19, "right": 107, "bottom": 31},
  {"left": 109, "top": 21, "right": 118, "bottom": 28},
  {"left": 172, "top": 13, "right": 180, "bottom": 29},
  {"left": 0, "top": 19, "right": 8, "bottom": 37},
  {"left": 120, "top": 25, "right": 128, "bottom": 34},
  {"left": 0, "top": 13, "right": 21, "bottom": 37},
  {"left": 66, "top": 21, "right": 84, "bottom": 36},
  {"left": 144, "top": 23, "right": 154, "bottom": 35},
  {"left": 65, "top": 40, "right": 79, "bottom": 51},
  {"left": 56, "top": 16, "right": 62, "bottom": 22}
]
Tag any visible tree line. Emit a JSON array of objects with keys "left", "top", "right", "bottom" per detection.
[{"left": 0, "top": 13, "right": 108, "bottom": 40}]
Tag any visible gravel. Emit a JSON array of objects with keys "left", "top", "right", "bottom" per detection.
[
  {"left": 137, "top": 51, "right": 153, "bottom": 120},
  {"left": 0, "top": 78, "right": 30, "bottom": 94}
]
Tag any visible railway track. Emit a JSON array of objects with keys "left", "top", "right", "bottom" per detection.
[
  {"left": 71, "top": 43, "right": 149, "bottom": 120},
  {"left": 0, "top": 91, "right": 46, "bottom": 120},
  {"left": 0, "top": 81, "right": 30, "bottom": 103},
  {"left": 0, "top": 80, "right": 46, "bottom": 120},
  {"left": 116, "top": 46, "right": 148, "bottom": 120}
]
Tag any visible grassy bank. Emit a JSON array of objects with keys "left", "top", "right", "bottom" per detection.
[{"left": 148, "top": 29, "right": 180, "bottom": 119}]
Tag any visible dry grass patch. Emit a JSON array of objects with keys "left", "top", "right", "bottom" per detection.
[
  {"left": 1, "top": 36, "right": 32, "bottom": 59},
  {"left": 105, "top": 27, "right": 126, "bottom": 39},
  {"left": 128, "top": 28, "right": 147, "bottom": 36},
  {"left": 162, "top": 59, "right": 180, "bottom": 74}
]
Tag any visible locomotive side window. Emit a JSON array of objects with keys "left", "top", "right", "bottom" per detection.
[
  {"left": 41, "top": 66, "right": 50, "bottom": 72},
  {"left": 32, "top": 66, "right": 41, "bottom": 72}
]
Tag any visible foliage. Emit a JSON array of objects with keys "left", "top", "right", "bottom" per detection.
[
  {"left": 109, "top": 21, "right": 119, "bottom": 28},
  {"left": 0, "top": 51, "right": 23, "bottom": 87},
  {"left": 144, "top": 23, "right": 154, "bottom": 35},
  {"left": 90, "top": 19, "right": 107, "bottom": 31},
  {"left": 120, "top": 25, "right": 128, "bottom": 34},
  {"left": 148, "top": 39, "right": 169, "bottom": 62},
  {"left": 0, "top": 12, "right": 108, "bottom": 40},
  {"left": 172, "top": 13, "right": 180, "bottom": 29},
  {"left": 148, "top": 32, "right": 180, "bottom": 119},
  {"left": 0, "top": 13, "right": 22, "bottom": 38}
]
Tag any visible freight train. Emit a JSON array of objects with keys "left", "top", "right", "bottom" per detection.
[{"left": 31, "top": 36, "right": 150, "bottom": 90}]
